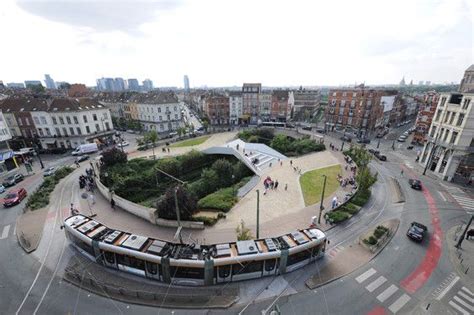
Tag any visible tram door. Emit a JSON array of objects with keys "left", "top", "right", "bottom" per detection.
[
  {"left": 216, "top": 265, "right": 231, "bottom": 283},
  {"left": 145, "top": 261, "right": 160, "bottom": 281},
  {"left": 103, "top": 250, "right": 117, "bottom": 269},
  {"left": 262, "top": 258, "right": 278, "bottom": 276}
]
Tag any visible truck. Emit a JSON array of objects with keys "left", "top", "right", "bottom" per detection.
[{"left": 71, "top": 143, "right": 99, "bottom": 156}]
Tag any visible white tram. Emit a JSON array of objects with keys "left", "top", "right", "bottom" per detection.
[{"left": 64, "top": 214, "right": 327, "bottom": 286}]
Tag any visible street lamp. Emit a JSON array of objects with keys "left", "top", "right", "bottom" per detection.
[
  {"left": 256, "top": 189, "right": 260, "bottom": 239},
  {"left": 318, "top": 175, "right": 327, "bottom": 224}
]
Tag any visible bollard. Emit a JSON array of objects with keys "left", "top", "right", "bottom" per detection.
[
  {"left": 426, "top": 303, "right": 430, "bottom": 310},
  {"left": 460, "top": 259, "right": 463, "bottom": 265},
  {"left": 465, "top": 267, "right": 469, "bottom": 274}
]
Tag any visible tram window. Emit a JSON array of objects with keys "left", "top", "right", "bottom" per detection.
[
  {"left": 312, "top": 244, "right": 321, "bottom": 257},
  {"left": 116, "top": 254, "right": 145, "bottom": 270},
  {"left": 146, "top": 262, "right": 158, "bottom": 275},
  {"left": 170, "top": 266, "right": 204, "bottom": 279},
  {"left": 72, "top": 238, "right": 94, "bottom": 257},
  {"left": 287, "top": 249, "right": 311, "bottom": 266},
  {"left": 104, "top": 251, "right": 115, "bottom": 264},
  {"left": 264, "top": 259, "right": 276, "bottom": 271},
  {"left": 218, "top": 265, "right": 231, "bottom": 278},
  {"left": 232, "top": 261, "right": 263, "bottom": 275}
]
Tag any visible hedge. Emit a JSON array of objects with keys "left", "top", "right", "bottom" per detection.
[
  {"left": 327, "top": 210, "right": 350, "bottom": 223},
  {"left": 197, "top": 187, "right": 237, "bottom": 212}
]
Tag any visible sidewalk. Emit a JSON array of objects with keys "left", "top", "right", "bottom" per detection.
[{"left": 446, "top": 225, "right": 474, "bottom": 287}]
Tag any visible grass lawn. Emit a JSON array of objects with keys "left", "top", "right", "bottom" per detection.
[
  {"left": 170, "top": 135, "right": 211, "bottom": 148},
  {"left": 300, "top": 164, "right": 342, "bottom": 206}
]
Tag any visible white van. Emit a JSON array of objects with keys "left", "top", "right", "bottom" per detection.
[{"left": 72, "top": 143, "right": 99, "bottom": 156}]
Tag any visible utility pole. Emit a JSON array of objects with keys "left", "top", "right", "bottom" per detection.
[
  {"left": 377, "top": 138, "right": 380, "bottom": 149},
  {"left": 455, "top": 214, "right": 473, "bottom": 249},
  {"left": 318, "top": 175, "right": 327, "bottom": 224},
  {"left": 256, "top": 189, "right": 260, "bottom": 239},
  {"left": 340, "top": 141, "right": 345, "bottom": 151}
]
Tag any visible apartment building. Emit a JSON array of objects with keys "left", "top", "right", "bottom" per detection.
[
  {"left": 203, "top": 92, "right": 229, "bottom": 125},
  {"left": 420, "top": 93, "right": 473, "bottom": 182},
  {"left": 134, "top": 93, "right": 183, "bottom": 132},
  {"left": 413, "top": 91, "right": 439, "bottom": 144},
  {"left": 229, "top": 91, "right": 242, "bottom": 125},
  {"left": 291, "top": 88, "right": 321, "bottom": 120},
  {"left": 242, "top": 83, "right": 262, "bottom": 124},
  {"left": 271, "top": 90, "right": 290, "bottom": 122}
]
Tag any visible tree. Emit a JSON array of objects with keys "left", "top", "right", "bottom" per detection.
[
  {"left": 156, "top": 185, "right": 197, "bottom": 220},
  {"left": 211, "top": 159, "right": 234, "bottom": 187},
  {"left": 145, "top": 130, "right": 159, "bottom": 159},
  {"left": 202, "top": 120, "right": 209, "bottom": 131},
  {"left": 189, "top": 123, "right": 195, "bottom": 134},
  {"left": 200, "top": 168, "right": 219, "bottom": 194},
  {"left": 270, "top": 134, "right": 291, "bottom": 153},
  {"left": 236, "top": 220, "right": 253, "bottom": 240},
  {"left": 177, "top": 127, "right": 186, "bottom": 138},
  {"left": 102, "top": 147, "right": 127, "bottom": 167}
]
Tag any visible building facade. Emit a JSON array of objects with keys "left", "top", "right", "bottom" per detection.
[
  {"left": 229, "top": 91, "right": 242, "bottom": 125},
  {"left": 271, "top": 90, "right": 290, "bottom": 122},
  {"left": 44, "top": 74, "right": 56, "bottom": 89},
  {"left": 291, "top": 89, "right": 321, "bottom": 120},
  {"left": 413, "top": 91, "right": 439, "bottom": 144},
  {"left": 459, "top": 64, "right": 474, "bottom": 93},
  {"left": 203, "top": 93, "right": 230, "bottom": 125},
  {"left": 135, "top": 93, "right": 183, "bottom": 132},
  {"left": 419, "top": 93, "right": 473, "bottom": 182}
]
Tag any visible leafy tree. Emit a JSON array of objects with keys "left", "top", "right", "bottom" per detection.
[
  {"left": 201, "top": 168, "right": 219, "bottom": 194},
  {"left": 156, "top": 185, "right": 197, "bottom": 220},
  {"left": 211, "top": 159, "right": 234, "bottom": 187},
  {"left": 236, "top": 220, "right": 253, "bottom": 240},
  {"left": 145, "top": 130, "right": 159, "bottom": 159},
  {"left": 270, "top": 134, "right": 291, "bottom": 153},
  {"left": 202, "top": 120, "right": 209, "bottom": 131},
  {"left": 102, "top": 147, "right": 127, "bottom": 167},
  {"left": 356, "top": 166, "right": 377, "bottom": 191},
  {"left": 177, "top": 127, "right": 186, "bottom": 138}
]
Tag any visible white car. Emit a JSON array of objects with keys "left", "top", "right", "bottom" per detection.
[
  {"left": 0, "top": 185, "right": 5, "bottom": 194},
  {"left": 43, "top": 167, "right": 56, "bottom": 177},
  {"left": 117, "top": 141, "right": 129, "bottom": 147}
]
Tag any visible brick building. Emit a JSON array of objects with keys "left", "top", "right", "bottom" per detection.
[
  {"left": 271, "top": 90, "right": 290, "bottom": 122},
  {"left": 203, "top": 92, "right": 229, "bottom": 125},
  {"left": 413, "top": 91, "right": 439, "bottom": 144}
]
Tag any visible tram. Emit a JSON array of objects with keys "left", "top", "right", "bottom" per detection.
[{"left": 63, "top": 214, "right": 327, "bottom": 286}]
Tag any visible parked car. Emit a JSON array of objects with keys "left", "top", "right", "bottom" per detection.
[
  {"left": 397, "top": 137, "right": 406, "bottom": 142},
  {"left": 0, "top": 185, "right": 5, "bottom": 194},
  {"left": 117, "top": 141, "right": 129, "bottom": 147},
  {"left": 75, "top": 155, "right": 90, "bottom": 163},
  {"left": 357, "top": 138, "right": 371, "bottom": 144},
  {"left": 340, "top": 135, "right": 352, "bottom": 142},
  {"left": 43, "top": 167, "right": 56, "bottom": 177},
  {"left": 3, "top": 188, "right": 27, "bottom": 207},
  {"left": 408, "top": 179, "right": 422, "bottom": 190},
  {"left": 301, "top": 125, "right": 312, "bottom": 131},
  {"left": 315, "top": 128, "right": 326, "bottom": 134},
  {"left": 406, "top": 145, "right": 414, "bottom": 150},
  {"left": 374, "top": 152, "right": 387, "bottom": 161},
  {"left": 3, "top": 173, "right": 24, "bottom": 187},
  {"left": 407, "top": 222, "right": 427, "bottom": 242}
]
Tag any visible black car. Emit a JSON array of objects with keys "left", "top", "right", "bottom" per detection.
[
  {"left": 374, "top": 152, "right": 387, "bottom": 161},
  {"left": 340, "top": 135, "right": 352, "bottom": 142},
  {"left": 2, "top": 173, "right": 24, "bottom": 187},
  {"left": 315, "top": 129, "right": 326, "bottom": 134},
  {"left": 407, "top": 222, "right": 427, "bottom": 242},
  {"left": 408, "top": 179, "right": 422, "bottom": 190},
  {"left": 357, "top": 138, "right": 371, "bottom": 144},
  {"left": 301, "top": 125, "right": 312, "bottom": 131},
  {"left": 75, "top": 155, "right": 90, "bottom": 163}
]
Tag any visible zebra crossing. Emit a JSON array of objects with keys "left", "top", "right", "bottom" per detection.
[
  {"left": 326, "top": 245, "right": 344, "bottom": 260},
  {"left": 355, "top": 268, "right": 411, "bottom": 314},
  {"left": 0, "top": 224, "right": 13, "bottom": 240},
  {"left": 448, "top": 287, "right": 474, "bottom": 315},
  {"left": 451, "top": 194, "right": 474, "bottom": 214}
]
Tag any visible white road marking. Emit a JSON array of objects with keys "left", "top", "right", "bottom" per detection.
[
  {"left": 365, "top": 276, "right": 387, "bottom": 292},
  {"left": 449, "top": 301, "right": 470, "bottom": 315},
  {"left": 436, "top": 276, "right": 460, "bottom": 300},
  {"left": 1, "top": 225, "right": 10, "bottom": 239},
  {"left": 376, "top": 284, "right": 398, "bottom": 302},
  {"left": 453, "top": 296, "right": 474, "bottom": 311},
  {"left": 438, "top": 191, "right": 447, "bottom": 202},
  {"left": 458, "top": 291, "right": 474, "bottom": 304},
  {"left": 388, "top": 293, "right": 411, "bottom": 314},
  {"left": 356, "top": 268, "right": 376, "bottom": 283},
  {"left": 462, "top": 287, "right": 474, "bottom": 296}
]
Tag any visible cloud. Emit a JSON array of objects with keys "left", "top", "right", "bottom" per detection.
[{"left": 16, "top": 0, "right": 183, "bottom": 34}]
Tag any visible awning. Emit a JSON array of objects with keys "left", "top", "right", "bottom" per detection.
[{"left": 0, "top": 151, "right": 14, "bottom": 161}]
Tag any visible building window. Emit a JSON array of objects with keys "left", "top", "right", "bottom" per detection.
[
  {"left": 86, "top": 126, "right": 90, "bottom": 133},
  {"left": 105, "top": 122, "right": 110, "bottom": 131},
  {"left": 62, "top": 127, "right": 68, "bottom": 136},
  {"left": 59, "top": 116, "right": 64, "bottom": 124},
  {"left": 83, "top": 115, "right": 88, "bottom": 123},
  {"left": 25, "top": 117, "right": 30, "bottom": 126},
  {"left": 430, "top": 126, "right": 436, "bottom": 137},
  {"left": 66, "top": 116, "right": 72, "bottom": 124},
  {"left": 457, "top": 113, "right": 465, "bottom": 126},
  {"left": 69, "top": 127, "right": 74, "bottom": 135},
  {"left": 435, "top": 110, "right": 442, "bottom": 122},
  {"left": 93, "top": 114, "right": 98, "bottom": 121},
  {"left": 73, "top": 116, "right": 78, "bottom": 124},
  {"left": 158, "top": 107, "right": 161, "bottom": 113},
  {"left": 76, "top": 127, "right": 82, "bottom": 135},
  {"left": 449, "top": 112, "right": 456, "bottom": 125},
  {"left": 95, "top": 124, "right": 100, "bottom": 132},
  {"left": 45, "top": 128, "right": 51, "bottom": 136},
  {"left": 41, "top": 116, "right": 47, "bottom": 124},
  {"left": 451, "top": 131, "right": 458, "bottom": 144},
  {"left": 444, "top": 111, "right": 450, "bottom": 123},
  {"left": 462, "top": 98, "right": 471, "bottom": 109},
  {"left": 103, "top": 112, "right": 108, "bottom": 119},
  {"left": 38, "top": 128, "right": 44, "bottom": 136},
  {"left": 52, "top": 117, "right": 57, "bottom": 125},
  {"left": 175, "top": 114, "right": 178, "bottom": 119},
  {"left": 18, "top": 118, "right": 23, "bottom": 126},
  {"left": 33, "top": 117, "right": 40, "bottom": 124},
  {"left": 440, "top": 97, "right": 447, "bottom": 107},
  {"left": 443, "top": 130, "right": 449, "bottom": 142},
  {"left": 55, "top": 127, "right": 61, "bottom": 136}
]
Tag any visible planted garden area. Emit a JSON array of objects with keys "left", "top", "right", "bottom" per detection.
[
  {"left": 26, "top": 166, "right": 74, "bottom": 210},
  {"left": 300, "top": 164, "right": 342, "bottom": 206},
  {"left": 326, "top": 146, "right": 377, "bottom": 224},
  {"left": 100, "top": 148, "right": 253, "bottom": 225},
  {"left": 238, "top": 128, "right": 325, "bottom": 156}
]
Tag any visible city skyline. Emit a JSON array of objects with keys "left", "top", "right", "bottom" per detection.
[{"left": 0, "top": 0, "right": 472, "bottom": 87}]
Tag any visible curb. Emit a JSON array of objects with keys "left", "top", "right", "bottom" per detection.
[
  {"left": 15, "top": 217, "right": 38, "bottom": 254},
  {"left": 390, "top": 177, "right": 405, "bottom": 203},
  {"left": 306, "top": 218, "right": 400, "bottom": 289}
]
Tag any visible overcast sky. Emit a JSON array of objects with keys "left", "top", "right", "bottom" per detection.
[{"left": 0, "top": 0, "right": 473, "bottom": 87}]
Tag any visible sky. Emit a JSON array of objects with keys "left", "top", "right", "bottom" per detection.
[{"left": 0, "top": 0, "right": 473, "bottom": 87}]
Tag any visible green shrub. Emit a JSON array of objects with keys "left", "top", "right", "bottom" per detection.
[
  {"left": 217, "top": 212, "right": 226, "bottom": 219},
  {"left": 193, "top": 216, "right": 218, "bottom": 226},
  {"left": 352, "top": 189, "right": 371, "bottom": 207},
  {"left": 341, "top": 202, "right": 360, "bottom": 215},
  {"left": 327, "top": 211, "right": 350, "bottom": 223},
  {"left": 197, "top": 187, "right": 237, "bottom": 212},
  {"left": 364, "top": 236, "right": 378, "bottom": 245},
  {"left": 374, "top": 227, "right": 387, "bottom": 239}
]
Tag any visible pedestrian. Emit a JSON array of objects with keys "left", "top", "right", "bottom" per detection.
[
  {"left": 167, "top": 147, "right": 170, "bottom": 153},
  {"left": 290, "top": 160, "right": 293, "bottom": 166},
  {"left": 285, "top": 183, "right": 288, "bottom": 191},
  {"left": 400, "top": 169, "right": 404, "bottom": 177},
  {"left": 89, "top": 193, "right": 96, "bottom": 205},
  {"left": 75, "top": 161, "right": 80, "bottom": 168},
  {"left": 274, "top": 180, "right": 279, "bottom": 190},
  {"left": 280, "top": 161, "right": 283, "bottom": 166},
  {"left": 111, "top": 198, "right": 116, "bottom": 210},
  {"left": 324, "top": 213, "right": 328, "bottom": 225},
  {"left": 270, "top": 181, "right": 274, "bottom": 189}
]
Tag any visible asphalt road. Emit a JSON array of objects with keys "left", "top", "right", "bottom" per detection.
[{"left": 0, "top": 130, "right": 472, "bottom": 314}]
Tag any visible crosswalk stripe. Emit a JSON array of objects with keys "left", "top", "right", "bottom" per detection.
[
  {"left": 458, "top": 291, "right": 474, "bottom": 304},
  {"left": 0, "top": 225, "right": 10, "bottom": 240},
  {"left": 453, "top": 296, "right": 474, "bottom": 311},
  {"left": 388, "top": 293, "right": 411, "bottom": 314},
  {"left": 462, "top": 287, "right": 474, "bottom": 296},
  {"left": 449, "top": 300, "right": 470, "bottom": 315},
  {"left": 376, "top": 284, "right": 398, "bottom": 302},
  {"left": 453, "top": 196, "right": 474, "bottom": 202},
  {"left": 365, "top": 276, "right": 387, "bottom": 292},
  {"left": 356, "top": 268, "right": 376, "bottom": 283},
  {"left": 436, "top": 276, "right": 460, "bottom": 300}
]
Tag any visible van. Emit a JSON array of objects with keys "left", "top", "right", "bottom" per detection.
[{"left": 71, "top": 143, "right": 99, "bottom": 156}]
